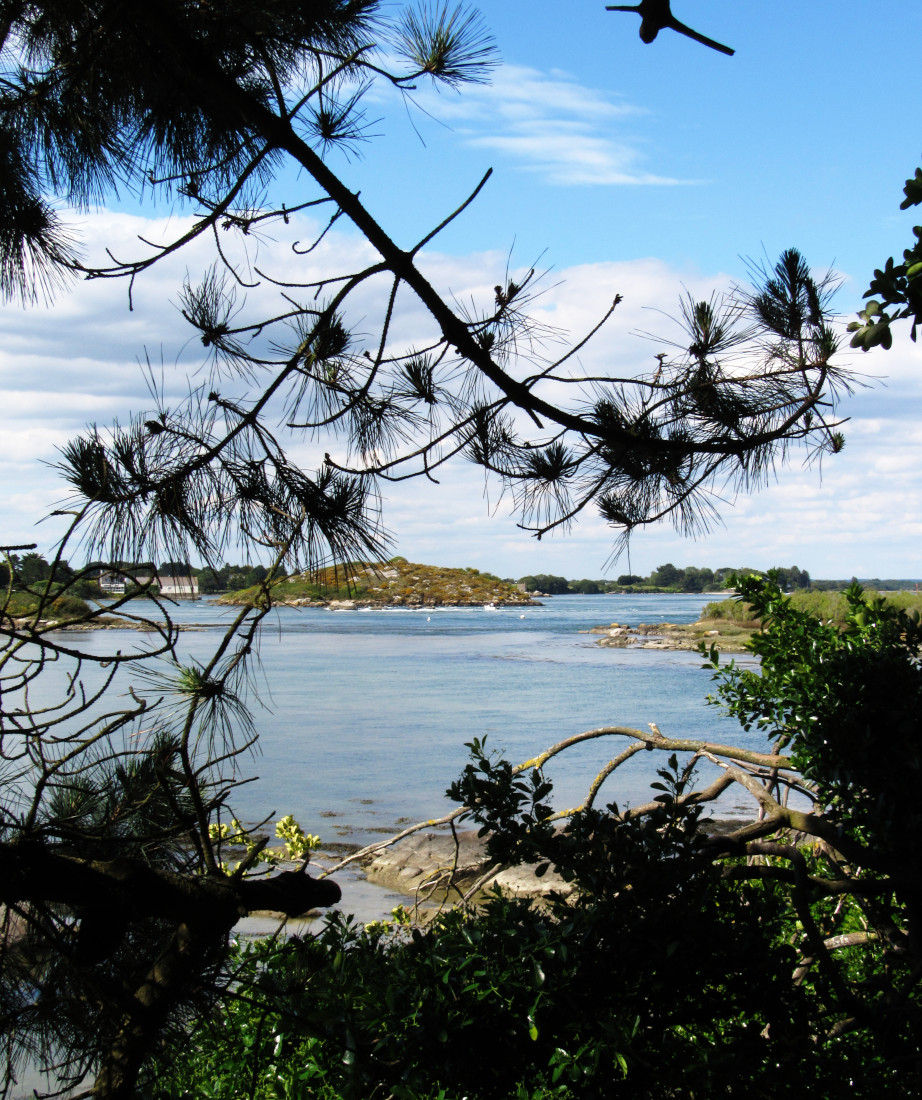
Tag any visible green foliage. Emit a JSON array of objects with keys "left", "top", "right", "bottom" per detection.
[
  {"left": 0, "top": 552, "right": 94, "bottom": 619},
  {"left": 567, "top": 578, "right": 600, "bottom": 594},
  {"left": 518, "top": 574, "right": 570, "bottom": 594},
  {"left": 207, "top": 814, "right": 320, "bottom": 875},
  {"left": 698, "top": 578, "right": 922, "bottom": 1080},
  {"left": 649, "top": 562, "right": 683, "bottom": 588},
  {"left": 160, "top": 561, "right": 192, "bottom": 576},
  {"left": 159, "top": 747, "right": 865, "bottom": 1098},
  {"left": 850, "top": 165, "right": 922, "bottom": 347},
  {"left": 2, "top": 591, "right": 91, "bottom": 620},
  {"left": 226, "top": 565, "right": 259, "bottom": 591},
  {"left": 679, "top": 565, "right": 714, "bottom": 592},
  {"left": 14, "top": 551, "right": 53, "bottom": 586},
  {"left": 46, "top": 593, "right": 93, "bottom": 618},
  {"left": 611, "top": 563, "right": 808, "bottom": 594},
  {"left": 700, "top": 597, "right": 758, "bottom": 622},
  {"left": 778, "top": 586, "right": 856, "bottom": 620},
  {"left": 708, "top": 579, "right": 922, "bottom": 849},
  {"left": 160, "top": 870, "right": 813, "bottom": 1100},
  {"left": 871, "top": 588, "right": 922, "bottom": 612},
  {"left": 245, "top": 564, "right": 269, "bottom": 588},
  {"left": 196, "top": 566, "right": 223, "bottom": 594},
  {"left": 0, "top": 551, "right": 84, "bottom": 592},
  {"left": 392, "top": 3, "right": 498, "bottom": 87}
]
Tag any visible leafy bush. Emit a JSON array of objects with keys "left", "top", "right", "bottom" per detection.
[
  {"left": 700, "top": 598, "right": 758, "bottom": 622},
  {"left": 159, "top": 865, "right": 812, "bottom": 1100},
  {"left": 710, "top": 578, "right": 922, "bottom": 860},
  {"left": 2, "top": 590, "right": 92, "bottom": 620},
  {"left": 49, "top": 594, "right": 94, "bottom": 618}
]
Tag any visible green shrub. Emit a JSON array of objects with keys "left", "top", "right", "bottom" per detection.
[
  {"left": 3, "top": 591, "right": 91, "bottom": 620},
  {"left": 701, "top": 598, "right": 758, "bottom": 622},
  {"left": 50, "top": 594, "right": 93, "bottom": 618}
]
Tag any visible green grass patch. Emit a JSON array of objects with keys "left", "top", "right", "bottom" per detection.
[{"left": 704, "top": 588, "right": 922, "bottom": 625}]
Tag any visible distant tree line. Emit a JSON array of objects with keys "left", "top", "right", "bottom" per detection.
[
  {"left": 808, "top": 577, "right": 921, "bottom": 592},
  {"left": 9, "top": 555, "right": 917, "bottom": 601},
  {"left": 0, "top": 554, "right": 281, "bottom": 597},
  {"left": 0, "top": 551, "right": 100, "bottom": 597},
  {"left": 195, "top": 563, "right": 269, "bottom": 594},
  {"left": 519, "top": 564, "right": 814, "bottom": 594}
]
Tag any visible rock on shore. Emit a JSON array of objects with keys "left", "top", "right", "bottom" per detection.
[
  {"left": 361, "top": 830, "right": 572, "bottom": 901},
  {"left": 584, "top": 619, "right": 754, "bottom": 653},
  {"left": 8, "top": 615, "right": 162, "bottom": 631}
]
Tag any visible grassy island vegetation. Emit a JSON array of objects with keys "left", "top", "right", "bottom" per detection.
[{"left": 219, "top": 558, "right": 535, "bottom": 608}]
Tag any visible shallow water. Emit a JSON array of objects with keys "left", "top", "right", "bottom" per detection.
[
  {"left": 34, "top": 592, "right": 764, "bottom": 850},
  {"left": 7, "top": 592, "right": 777, "bottom": 1095}
]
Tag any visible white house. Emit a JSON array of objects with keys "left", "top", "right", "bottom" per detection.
[
  {"left": 157, "top": 574, "right": 199, "bottom": 598},
  {"left": 96, "top": 571, "right": 198, "bottom": 598}
]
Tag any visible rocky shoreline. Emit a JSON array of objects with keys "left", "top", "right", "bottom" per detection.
[
  {"left": 270, "top": 595, "right": 537, "bottom": 610},
  {"left": 360, "top": 829, "right": 572, "bottom": 903},
  {"left": 7, "top": 616, "right": 204, "bottom": 632},
  {"left": 584, "top": 619, "right": 755, "bottom": 653},
  {"left": 358, "top": 817, "right": 758, "bottom": 908}
]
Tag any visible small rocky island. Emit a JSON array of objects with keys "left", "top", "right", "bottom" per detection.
[
  {"left": 220, "top": 559, "right": 538, "bottom": 609},
  {"left": 585, "top": 617, "right": 756, "bottom": 653}
]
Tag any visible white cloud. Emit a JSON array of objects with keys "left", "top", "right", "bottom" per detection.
[
  {"left": 1, "top": 209, "right": 920, "bottom": 579},
  {"left": 417, "top": 66, "right": 641, "bottom": 125},
  {"left": 397, "top": 65, "right": 681, "bottom": 187}
]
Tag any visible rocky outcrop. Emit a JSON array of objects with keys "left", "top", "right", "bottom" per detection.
[
  {"left": 361, "top": 830, "right": 573, "bottom": 902},
  {"left": 584, "top": 620, "right": 754, "bottom": 653},
  {"left": 8, "top": 615, "right": 158, "bottom": 631}
]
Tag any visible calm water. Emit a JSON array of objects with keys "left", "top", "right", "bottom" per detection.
[
  {"left": 11, "top": 593, "right": 770, "bottom": 1094},
  {"left": 41, "top": 593, "right": 765, "bottom": 847}
]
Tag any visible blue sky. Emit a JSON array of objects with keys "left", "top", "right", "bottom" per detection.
[
  {"left": 349, "top": 0, "right": 922, "bottom": 283},
  {"left": 1, "top": 1, "right": 921, "bottom": 581}
]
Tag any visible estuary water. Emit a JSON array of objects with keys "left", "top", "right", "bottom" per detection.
[
  {"left": 12, "top": 594, "right": 770, "bottom": 1094},
  {"left": 54, "top": 592, "right": 765, "bottom": 848}
]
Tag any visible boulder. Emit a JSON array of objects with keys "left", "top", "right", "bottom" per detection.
[{"left": 361, "top": 830, "right": 573, "bottom": 902}]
